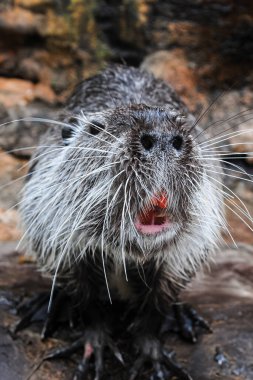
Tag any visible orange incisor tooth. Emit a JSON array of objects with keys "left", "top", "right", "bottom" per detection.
[{"left": 152, "top": 192, "right": 168, "bottom": 209}]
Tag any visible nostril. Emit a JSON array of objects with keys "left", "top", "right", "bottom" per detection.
[
  {"left": 171, "top": 135, "right": 183, "bottom": 151},
  {"left": 141, "top": 134, "right": 155, "bottom": 151}
]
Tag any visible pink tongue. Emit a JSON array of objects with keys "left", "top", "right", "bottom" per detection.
[
  {"left": 135, "top": 210, "right": 169, "bottom": 235},
  {"left": 135, "top": 220, "right": 170, "bottom": 234}
]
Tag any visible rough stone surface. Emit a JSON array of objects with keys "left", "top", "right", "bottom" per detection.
[
  {"left": 141, "top": 49, "right": 208, "bottom": 113},
  {"left": 230, "top": 123, "right": 253, "bottom": 164},
  {"left": 0, "top": 209, "right": 21, "bottom": 241},
  {"left": 1, "top": 242, "right": 253, "bottom": 379},
  {"left": 0, "top": 6, "right": 44, "bottom": 34},
  {"left": 0, "top": 325, "right": 28, "bottom": 380},
  {"left": 0, "top": 103, "right": 61, "bottom": 158},
  {"left": 15, "top": 0, "right": 51, "bottom": 7},
  {"left": 0, "top": 149, "right": 27, "bottom": 209},
  {"left": 0, "top": 77, "right": 56, "bottom": 108}
]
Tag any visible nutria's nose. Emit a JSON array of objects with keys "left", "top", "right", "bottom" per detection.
[
  {"left": 140, "top": 134, "right": 156, "bottom": 150},
  {"left": 140, "top": 133, "right": 184, "bottom": 152}
]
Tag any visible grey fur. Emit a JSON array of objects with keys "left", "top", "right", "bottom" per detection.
[{"left": 20, "top": 65, "right": 224, "bottom": 303}]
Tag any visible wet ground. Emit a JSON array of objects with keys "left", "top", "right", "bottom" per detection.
[{"left": 1, "top": 234, "right": 253, "bottom": 379}]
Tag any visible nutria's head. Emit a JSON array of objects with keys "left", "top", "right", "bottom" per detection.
[
  {"left": 21, "top": 103, "right": 224, "bottom": 280},
  {"left": 36, "top": 103, "right": 221, "bottom": 276}
]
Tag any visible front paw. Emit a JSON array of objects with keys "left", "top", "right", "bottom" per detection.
[
  {"left": 161, "top": 303, "right": 211, "bottom": 343},
  {"left": 129, "top": 335, "right": 193, "bottom": 380},
  {"left": 41, "top": 327, "right": 124, "bottom": 380}
]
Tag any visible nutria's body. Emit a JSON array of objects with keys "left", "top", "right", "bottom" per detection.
[{"left": 20, "top": 65, "right": 224, "bottom": 379}]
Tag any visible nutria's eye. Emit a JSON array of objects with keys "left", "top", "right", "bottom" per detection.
[
  {"left": 89, "top": 121, "right": 105, "bottom": 135},
  {"left": 62, "top": 126, "right": 74, "bottom": 145},
  {"left": 171, "top": 135, "right": 183, "bottom": 151}
]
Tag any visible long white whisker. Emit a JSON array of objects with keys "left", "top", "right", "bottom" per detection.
[
  {"left": 196, "top": 109, "right": 253, "bottom": 143},
  {"left": 120, "top": 176, "right": 131, "bottom": 281},
  {"left": 189, "top": 163, "right": 253, "bottom": 221},
  {"left": 200, "top": 128, "right": 253, "bottom": 149},
  {"left": 201, "top": 142, "right": 253, "bottom": 152},
  {"left": 79, "top": 111, "right": 123, "bottom": 144},
  {"left": 0, "top": 117, "right": 72, "bottom": 130},
  {"left": 203, "top": 172, "right": 253, "bottom": 225},
  {"left": 200, "top": 153, "right": 253, "bottom": 159},
  {"left": 192, "top": 163, "right": 253, "bottom": 188},
  {"left": 203, "top": 167, "right": 253, "bottom": 184}
]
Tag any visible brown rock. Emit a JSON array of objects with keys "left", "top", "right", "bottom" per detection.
[
  {"left": 0, "top": 77, "right": 56, "bottom": 107},
  {"left": 15, "top": 0, "right": 51, "bottom": 8},
  {"left": 40, "top": 9, "right": 70, "bottom": 39},
  {"left": 241, "top": 88, "right": 253, "bottom": 108},
  {"left": 136, "top": 0, "right": 149, "bottom": 26},
  {"left": 0, "top": 149, "right": 28, "bottom": 209},
  {"left": 184, "top": 243, "right": 253, "bottom": 305},
  {"left": 193, "top": 87, "right": 253, "bottom": 152},
  {"left": 0, "top": 7, "right": 43, "bottom": 34},
  {"left": 0, "top": 46, "right": 81, "bottom": 88},
  {"left": 18, "top": 57, "right": 46, "bottom": 83},
  {"left": 224, "top": 198, "right": 253, "bottom": 246},
  {"left": 34, "top": 82, "right": 56, "bottom": 104},
  {"left": 0, "top": 78, "right": 34, "bottom": 108},
  {"left": 167, "top": 21, "right": 209, "bottom": 48},
  {"left": 0, "top": 208, "right": 21, "bottom": 241},
  {"left": 0, "top": 101, "right": 61, "bottom": 159},
  {"left": 141, "top": 49, "right": 208, "bottom": 113},
  {"left": 229, "top": 122, "right": 253, "bottom": 164}
]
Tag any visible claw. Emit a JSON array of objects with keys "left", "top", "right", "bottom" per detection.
[
  {"left": 73, "top": 358, "right": 89, "bottom": 380},
  {"left": 41, "top": 289, "right": 72, "bottom": 340},
  {"left": 15, "top": 288, "right": 72, "bottom": 339},
  {"left": 186, "top": 305, "right": 212, "bottom": 332},
  {"left": 94, "top": 346, "right": 103, "bottom": 380},
  {"left": 175, "top": 304, "right": 197, "bottom": 343},
  {"left": 162, "top": 349, "right": 193, "bottom": 380},
  {"left": 129, "top": 336, "right": 193, "bottom": 380},
  {"left": 108, "top": 339, "right": 125, "bottom": 365},
  {"left": 15, "top": 291, "right": 124, "bottom": 379},
  {"left": 171, "top": 303, "right": 211, "bottom": 343},
  {"left": 43, "top": 330, "right": 123, "bottom": 380},
  {"left": 44, "top": 338, "right": 83, "bottom": 360},
  {"left": 151, "top": 361, "right": 167, "bottom": 380},
  {"left": 14, "top": 293, "right": 49, "bottom": 333},
  {"left": 129, "top": 356, "right": 145, "bottom": 380}
]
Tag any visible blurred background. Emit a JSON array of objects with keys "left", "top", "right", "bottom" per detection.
[{"left": 0, "top": 1, "right": 253, "bottom": 379}]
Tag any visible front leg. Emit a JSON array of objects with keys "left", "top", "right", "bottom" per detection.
[
  {"left": 16, "top": 257, "right": 124, "bottom": 380},
  {"left": 127, "top": 263, "right": 194, "bottom": 380},
  {"left": 160, "top": 302, "right": 211, "bottom": 343},
  {"left": 129, "top": 310, "right": 193, "bottom": 380},
  {"left": 42, "top": 319, "right": 124, "bottom": 380}
]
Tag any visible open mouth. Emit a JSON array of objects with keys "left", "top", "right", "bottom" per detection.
[{"left": 134, "top": 193, "right": 170, "bottom": 235}]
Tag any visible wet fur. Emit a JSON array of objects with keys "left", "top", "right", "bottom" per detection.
[{"left": 20, "top": 65, "right": 224, "bottom": 315}]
